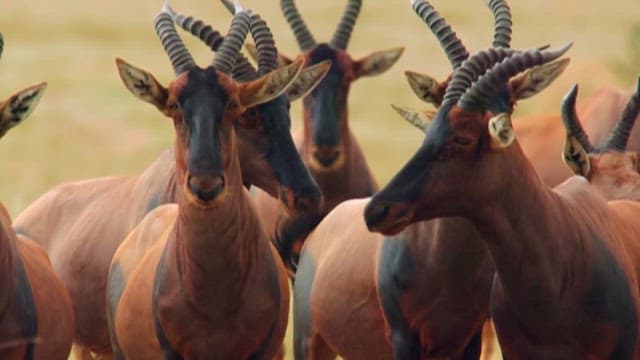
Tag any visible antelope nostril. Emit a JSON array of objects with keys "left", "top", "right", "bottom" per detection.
[
  {"left": 188, "top": 176, "right": 225, "bottom": 202},
  {"left": 364, "top": 202, "right": 391, "bottom": 230}
]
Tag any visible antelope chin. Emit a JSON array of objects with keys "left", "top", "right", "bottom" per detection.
[
  {"left": 372, "top": 217, "right": 412, "bottom": 236},
  {"left": 308, "top": 153, "right": 345, "bottom": 173}
]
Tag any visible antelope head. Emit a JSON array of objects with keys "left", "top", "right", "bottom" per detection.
[
  {"left": 561, "top": 80, "right": 640, "bottom": 201},
  {"left": 273, "top": 0, "right": 404, "bottom": 170},
  {"left": 169, "top": 2, "right": 331, "bottom": 214},
  {"left": 0, "top": 34, "right": 47, "bottom": 140},
  {"left": 365, "top": 44, "right": 572, "bottom": 235},
  {"left": 116, "top": 3, "right": 303, "bottom": 207}
]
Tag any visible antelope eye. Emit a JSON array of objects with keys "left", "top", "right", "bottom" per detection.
[{"left": 453, "top": 136, "right": 472, "bottom": 146}]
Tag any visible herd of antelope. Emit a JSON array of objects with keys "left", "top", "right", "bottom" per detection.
[{"left": 2, "top": 0, "right": 640, "bottom": 358}]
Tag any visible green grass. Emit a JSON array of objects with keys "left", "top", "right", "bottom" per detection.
[{"left": 2, "top": 0, "right": 640, "bottom": 358}]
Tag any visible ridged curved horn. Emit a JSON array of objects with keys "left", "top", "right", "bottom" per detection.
[
  {"left": 154, "top": 3, "right": 196, "bottom": 75},
  {"left": 330, "top": 0, "right": 362, "bottom": 50},
  {"left": 249, "top": 13, "right": 278, "bottom": 75},
  {"left": 220, "top": 0, "right": 278, "bottom": 75},
  {"left": 561, "top": 84, "right": 594, "bottom": 152},
  {"left": 212, "top": 4, "right": 251, "bottom": 75},
  {"left": 281, "top": 0, "right": 316, "bottom": 51},
  {"left": 485, "top": 0, "right": 512, "bottom": 49},
  {"left": 605, "top": 78, "right": 640, "bottom": 151},
  {"left": 457, "top": 43, "right": 572, "bottom": 111},
  {"left": 411, "top": 0, "right": 469, "bottom": 69},
  {"left": 169, "top": 4, "right": 257, "bottom": 81},
  {"left": 442, "top": 47, "right": 517, "bottom": 104}
]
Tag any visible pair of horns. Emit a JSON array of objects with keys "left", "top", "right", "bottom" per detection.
[
  {"left": 410, "top": 0, "right": 512, "bottom": 70},
  {"left": 442, "top": 44, "right": 572, "bottom": 111},
  {"left": 168, "top": 0, "right": 277, "bottom": 81},
  {"left": 562, "top": 80, "right": 640, "bottom": 152},
  {"left": 281, "top": 0, "right": 361, "bottom": 51},
  {"left": 154, "top": 1, "right": 250, "bottom": 76}
]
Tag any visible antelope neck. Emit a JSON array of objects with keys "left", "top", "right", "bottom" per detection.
[
  {"left": 405, "top": 217, "right": 490, "bottom": 278},
  {"left": 173, "top": 162, "right": 263, "bottom": 301},
  {"left": 464, "top": 142, "right": 589, "bottom": 304}
]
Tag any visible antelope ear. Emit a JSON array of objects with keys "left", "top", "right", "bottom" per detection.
[
  {"left": 0, "top": 82, "right": 47, "bottom": 139},
  {"left": 287, "top": 60, "right": 331, "bottom": 102},
  {"left": 390, "top": 104, "right": 433, "bottom": 132},
  {"left": 404, "top": 70, "right": 444, "bottom": 106},
  {"left": 510, "top": 58, "right": 570, "bottom": 101},
  {"left": 353, "top": 47, "right": 404, "bottom": 79},
  {"left": 115, "top": 58, "right": 168, "bottom": 111},
  {"left": 488, "top": 113, "right": 515, "bottom": 150},
  {"left": 562, "top": 135, "right": 591, "bottom": 176},
  {"left": 238, "top": 58, "right": 304, "bottom": 108}
]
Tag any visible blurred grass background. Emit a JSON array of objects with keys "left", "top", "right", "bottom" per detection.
[
  {"left": 0, "top": 0, "right": 638, "bottom": 358},
  {"left": 1, "top": 0, "right": 640, "bottom": 216}
]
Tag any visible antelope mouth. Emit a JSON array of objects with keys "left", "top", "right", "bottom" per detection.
[
  {"left": 365, "top": 201, "right": 413, "bottom": 235},
  {"left": 311, "top": 147, "right": 343, "bottom": 170},
  {"left": 186, "top": 175, "right": 226, "bottom": 205}
]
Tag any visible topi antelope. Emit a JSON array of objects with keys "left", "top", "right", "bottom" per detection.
[
  {"left": 0, "top": 33, "right": 74, "bottom": 360},
  {"left": 365, "top": 36, "right": 640, "bottom": 357},
  {"left": 12, "top": 2, "right": 328, "bottom": 358},
  {"left": 251, "top": 0, "right": 405, "bottom": 270},
  {"left": 292, "top": 1, "right": 565, "bottom": 358},
  {"left": 106, "top": 4, "right": 296, "bottom": 358}
]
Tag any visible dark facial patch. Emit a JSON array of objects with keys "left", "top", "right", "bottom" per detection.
[
  {"left": 178, "top": 67, "right": 229, "bottom": 180},
  {"left": 305, "top": 44, "right": 344, "bottom": 148},
  {"left": 373, "top": 103, "right": 453, "bottom": 205},
  {"left": 584, "top": 237, "right": 637, "bottom": 358}
]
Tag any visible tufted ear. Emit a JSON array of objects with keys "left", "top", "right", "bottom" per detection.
[
  {"left": 562, "top": 135, "right": 591, "bottom": 176},
  {"left": 244, "top": 43, "right": 292, "bottom": 67},
  {"left": 287, "top": 60, "right": 331, "bottom": 101},
  {"left": 404, "top": 70, "right": 445, "bottom": 106},
  {"left": 509, "top": 58, "right": 570, "bottom": 101},
  {"left": 0, "top": 82, "right": 47, "bottom": 139},
  {"left": 353, "top": 47, "right": 404, "bottom": 79},
  {"left": 237, "top": 58, "right": 304, "bottom": 108},
  {"left": 391, "top": 104, "right": 433, "bottom": 132},
  {"left": 115, "top": 58, "right": 169, "bottom": 112},
  {"left": 488, "top": 113, "right": 515, "bottom": 150}
]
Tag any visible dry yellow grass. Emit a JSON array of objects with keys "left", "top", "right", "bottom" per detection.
[{"left": 0, "top": 0, "right": 638, "bottom": 358}]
